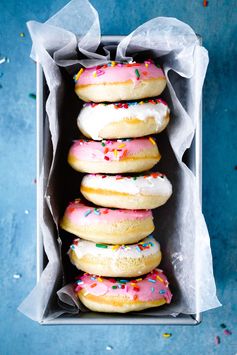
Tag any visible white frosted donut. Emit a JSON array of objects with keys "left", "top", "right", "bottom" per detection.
[
  {"left": 68, "top": 137, "right": 161, "bottom": 174},
  {"left": 69, "top": 236, "right": 161, "bottom": 277},
  {"left": 77, "top": 99, "right": 170, "bottom": 140},
  {"left": 60, "top": 200, "right": 154, "bottom": 244},
  {"left": 74, "top": 268, "right": 172, "bottom": 313},
  {"left": 74, "top": 61, "right": 167, "bottom": 102},
  {"left": 80, "top": 173, "right": 172, "bottom": 209}
]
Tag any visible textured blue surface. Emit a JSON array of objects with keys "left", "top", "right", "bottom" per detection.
[{"left": 0, "top": 0, "right": 236, "bottom": 354}]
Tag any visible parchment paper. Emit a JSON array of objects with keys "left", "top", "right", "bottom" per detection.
[{"left": 18, "top": 0, "right": 221, "bottom": 322}]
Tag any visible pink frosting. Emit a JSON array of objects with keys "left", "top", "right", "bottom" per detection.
[
  {"left": 69, "top": 138, "right": 157, "bottom": 162},
  {"left": 76, "top": 63, "right": 165, "bottom": 86},
  {"left": 74, "top": 269, "right": 172, "bottom": 303},
  {"left": 64, "top": 200, "right": 152, "bottom": 224}
]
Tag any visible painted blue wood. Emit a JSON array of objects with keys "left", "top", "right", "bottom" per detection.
[{"left": 0, "top": 0, "right": 236, "bottom": 354}]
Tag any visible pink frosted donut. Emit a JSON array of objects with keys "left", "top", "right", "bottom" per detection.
[
  {"left": 74, "top": 268, "right": 172, "bottom": 313},
  {"left": 68, "top": 137, "right": 161, "bottom": 174},
  {"left": 60, "top": 200, "right": 154, "bottom": 244},
  {"left": 74, "top": 60, "right": 167, "bottom": 102}
]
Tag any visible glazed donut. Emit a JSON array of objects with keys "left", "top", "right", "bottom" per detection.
[
  {"left": 80, "top": 173, "right": 172, "bottom": 209},
  {"left": 74, "top": 60, "right": 167, "bottom": 102},
  {"left": 74, "top": 268, "right": 172, "bottom": 313},
  {"left": 69, "top": 236, "right": 161, "bottom": 277},
  {"left": 68, "top": 138, "right": 161, "bottom": 174},
  {"left": 60, "top": 200, "right": 154, "bottom": 244},
  {"left": 78, "top": 99, "right": 170, "bottom": 140}
]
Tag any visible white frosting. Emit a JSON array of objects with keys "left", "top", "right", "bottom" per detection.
[
  {"left": 81, "top": 173, "right": 172, "bottom": 197},
  {"left": 77, "top": 102, "right": 170, "bottom": 140},
  {"left": 70, "top": 236, "right": 160, "bottom": 259}
]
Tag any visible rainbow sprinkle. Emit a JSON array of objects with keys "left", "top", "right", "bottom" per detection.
[
  {"left": 156, "top": 275, "right": 164, "bottom": 283},
  {"left": 149, "top": 137, "right": 156, "bottom": 145},
  {"left": 73, "top": 68, "right": 84, "bottom": 82},
  {"left": 76, "top": 280, "right": 83, "bottom": 285},
  {"left": 94, "top": 208, "right": 101, "bottom": 215},
  {"left": 118, "top": 280, "right": 128, "bottom": 284},
  {"left": 112, "top": 245, "right": 120, "bottom": 251},
  {"left": 148, "top": 279, "right": 156, "bottom": 283},
  {"left": 84, "top": 209, "right": 92, "bottom": 217},
  {"left": 96, "top": 69, "right": 105, "bottom": 76},
  {"left": 96, "top": 244, "right": 108, "bottom": 248},
  {"left": 135, "top": 69, "right": 140, "bottom": 80}
]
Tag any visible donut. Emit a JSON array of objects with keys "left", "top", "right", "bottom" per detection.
[
  {"left": 69, "top": 236, "right": 161, "bottom": 277},
  {"left": 80, "top": 173, "right": 172, "bottom": 209},
  {"left": 68, "top": 137, "right": 161, "bottom": 174},
  {"left": 60, "top": 200, "right": 154, "bottom": 244},
  {"left": 74, "top": 268, "right": 172, "bottom": 313},
  {"left": 77, "top": 99, "right": 170, "bottom": 140},
  {"left": 74, "top": 60, "right": 167, "bottom": 102}
]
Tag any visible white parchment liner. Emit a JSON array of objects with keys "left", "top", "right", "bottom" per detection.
[{"left": 18, "top": 0, "right": 220, "bottom": 322}]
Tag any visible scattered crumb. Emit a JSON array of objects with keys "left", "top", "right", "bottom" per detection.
[
  {"left": 106, "top": 346, "right": 113, "bottom": 351},
  {"left": 220, "top": 323, "right": 226, "bottom": 328},
  {"left": 215, "top": 336, "right": 220, "bottom": 345},
  {"left": 13, "top": 273, "right": 22, "bottom": 279},
  {"left": 0, "top": 57, "right": 7, "bottom": 65},
  {"left": 224, "top": 329, "right": 232, "bottom": 336},
  {"left": 0, "top": 57, "right": 10, "bottom": 64},
  {"left": 29, "top": 93, "right": 36, "bottom": 100},
  {"left": 20, "top": 32, "right": 25, "bottom": 38},
  {"left": 163, "top": 333, "right": 172, "bottom": 338},
  {"left": 24, "top": 210, "right": 29, "bottom": 215}
]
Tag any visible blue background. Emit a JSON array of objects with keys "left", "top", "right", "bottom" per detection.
[{"left": 0, "top": 0, "right": 236, "bottom": 354}]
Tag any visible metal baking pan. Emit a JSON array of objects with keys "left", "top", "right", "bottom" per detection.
[{"left": 36, "top": 36, "right": 202, "bottom": 325}]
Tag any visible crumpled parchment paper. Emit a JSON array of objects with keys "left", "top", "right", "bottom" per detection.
[{"left": 18, "top": 0, "right": 221, "bottom": 322}]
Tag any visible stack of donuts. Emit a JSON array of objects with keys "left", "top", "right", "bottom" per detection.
[{"left": 60, "top": 60, "right": 173, "bottom": 313}]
